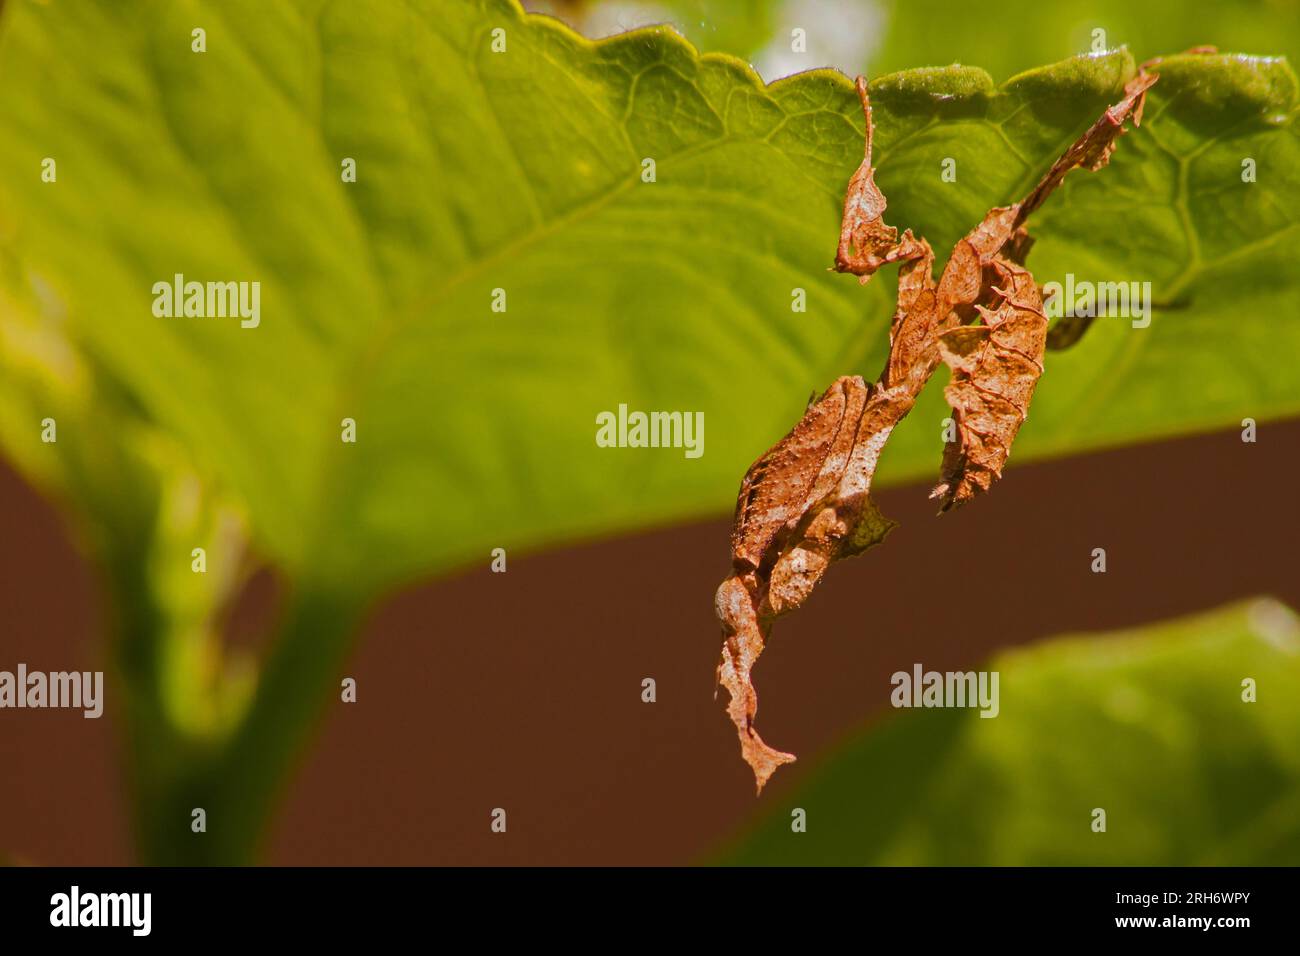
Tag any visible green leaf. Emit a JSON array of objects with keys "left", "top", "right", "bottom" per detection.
[
  {"left": 2, "top": 2, "right": 1296, "bottom": 595},
  {"left": 718, "top": 599, "right": 1300, "bottom": 865}
]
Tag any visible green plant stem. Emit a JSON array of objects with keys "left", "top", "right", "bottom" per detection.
[
  {"left": 130, "top": 586, "right": 362, "bottom": 865},
  {"left": 109, "top": 542, "right": 195, "bottom": 866}
]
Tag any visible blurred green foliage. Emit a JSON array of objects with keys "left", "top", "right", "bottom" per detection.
[
  {"left": 721, "top": 600, "right": 1300, "bottom": 865},
  {"left": 870, "top": 0, "right": 1300, "bottom": 79},
  {"left": 622, "top": 0, "right": 1300, "bottom": 80}
]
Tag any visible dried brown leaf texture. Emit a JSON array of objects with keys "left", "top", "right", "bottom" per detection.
[
  {"left": 836, "top": 76, "right": 930, "bottom": 283},
  {"left": 932, "top": 258, "right": 1046, "bottom": 508},
  {"left": 717, "top": 71, "right": 1157, "bottom": 791}
]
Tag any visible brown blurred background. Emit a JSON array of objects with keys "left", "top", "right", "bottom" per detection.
[{"left": 2, "top": 418, "right": 1297, "bottom": 865}]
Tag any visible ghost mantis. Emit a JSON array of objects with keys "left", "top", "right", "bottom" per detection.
[{"left": 715, "top": 68, "right": 1159, "bottom": 792}]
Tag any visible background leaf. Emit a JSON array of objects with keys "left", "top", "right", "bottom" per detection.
[
  {"left": 871, "top": 0, "right": 1300, "bottom": 85},
  {"left": 1, "top": 1, "right": 1296, "bottom": 597},
  {"left": 719, "top": 599, "right": 1300, "bottom": 865},
  {"left": 600, "top": 0, "right": 1300, "bottom": 84}
]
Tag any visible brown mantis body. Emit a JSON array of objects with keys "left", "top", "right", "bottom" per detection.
[{"left": 717, "top": 70, "right": 1158, "bottom": 792}]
